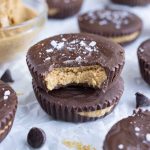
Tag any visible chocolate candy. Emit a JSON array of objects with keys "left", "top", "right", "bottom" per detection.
[
  {"left": 0, "top": 80, "right": 18, "bottom": 142},
  {"left": 46, "top": 0, "right": 83, "bottom": 19},
  {"left": 104, "top": 110, "right": 150, "bottom": 150},
  {"left": 136, "top": 92, "right": 150, "bottom": 108},
  {"left": 27, "top": 33, "right": 125, "bottom": 92},
  {"left": 1, "top": 69, "right": 14, "bottom": 83},
  {"left": 33, "top": 77, "right": 124, "bottom": 123},
  {"left": 137, "top": 39, "right": 150, "bottom": 85},
  {"left": 78, "top": 9, "right": 142, "bottom": 45},
  {"left": 27, "top": 127, "right": 46, "bottom": 148}
]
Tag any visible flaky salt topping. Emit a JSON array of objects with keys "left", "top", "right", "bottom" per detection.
[
  {"left": 39, "top": 37, "right": 98, "bottom": 64},
  {"left": 80, "top": 10, "right": 131, "bottom": 29}
]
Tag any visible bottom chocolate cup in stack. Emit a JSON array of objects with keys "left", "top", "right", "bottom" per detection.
[
  {"left": 0, "top": 80, "right": 18, "bottom": 142},
  {"left": 33, "top": 77, "right": 124, "bottom": 123}
]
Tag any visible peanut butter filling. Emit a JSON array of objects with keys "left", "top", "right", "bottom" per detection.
[
  {"left": 48, "top": 8, "right": 59, "bottom": 16},
  {"left": 45, "top": 65, "right": 107, "bottom": 91},
  {"left": 111, "top": 31, "right": 140, "bottom": 43},
  {"left": 78, "top": 105, "right": 113, "bottom": 118},
  {"left": 0, "top": 0, "right": 36, "bottom": 28},
  {"left": 0, "top": 121, "right": 12, "bottom": 135}
]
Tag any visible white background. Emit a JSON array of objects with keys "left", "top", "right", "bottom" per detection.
[{"left": 0, "top": 0, "right": 150, "bottom": 149}]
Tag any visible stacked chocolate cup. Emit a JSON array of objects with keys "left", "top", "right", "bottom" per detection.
[{"left": 26, "top": 33, "right": 125, "bottom": 123}]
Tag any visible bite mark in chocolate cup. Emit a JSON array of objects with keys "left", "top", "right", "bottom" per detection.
[{"left": 27, "top": 33, "right": 125, "bottom": 92}]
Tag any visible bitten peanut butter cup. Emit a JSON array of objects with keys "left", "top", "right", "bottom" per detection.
[
  {"left": 46, "top": 0, "right": 83, "bottom": 19},
  {"left": 111, "top": 0, "right": 150, "bottom": 6},
  {"left": 78, "top": 9, "right": 142, "bottom": 45},
  {"left": 27, "top": 33, "right": 125, "bottom": 92},
  {"left": 137, "top": 39, "right": 150, "bottom": 85},
  {"left": 33, "top": 77, "right": 124, "bottom": 123},
  {"left": 103, "top": 110, "right": 150, "bottom": 150},
  {"left": 0, "top": 80, "right": 18, "bottom": 142}
]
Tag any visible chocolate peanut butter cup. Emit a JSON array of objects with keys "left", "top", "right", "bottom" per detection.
[
  {"left": 111, "top": 0, "right": 150, "bottom": 6},
  {"left": 27, "top": 33, "right": 125, "bottom": 92},
  {"left": 0, "top": 80, "right": 18, "bottom": 142},
  {"left": 103, "top": 110, "right": 150, "bottom": 150},
  {"left": 78, "top": 9, "right": 142, "bottom": 45},
  {"left": 46, "top": 0, "right": 83, "bottom": 19},
  {"left": 33, "top": 77, "right": 124, "bottom": 123},
  {"left": 137, "top": 39, "right": 150, "bottom": 85}
]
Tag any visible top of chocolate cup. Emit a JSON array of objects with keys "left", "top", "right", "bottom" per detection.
[
  {"left": 78, "top": 9, "right": 142, "bottom": 36},
  {"left": 137, "top": 39, "right": 150, "bottom": 63},
  {"left": 27, "top": 33, "right": 125, "bottom": 91},
  {"left": 103, "top": 110, "right": 150, "bottom": 150}
]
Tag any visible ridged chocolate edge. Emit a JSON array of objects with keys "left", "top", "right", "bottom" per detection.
[
  {"left": 32, "top": 78, "right": 124, "bottom": 123},
  {"left": 26, "top": 47, "right": 125, "bottom": 93},
  {"left": 47, "top": 0, "right": 83, "bottom": 19},
  {"left": 111, "top": 0, "right": 150, "bottom": 6},
  {"left": 0, "top": 99, "right": 17, "bottom": 142},
  {"left": 78, "top": 25, "right": 142, "bottom": 45},
  {"left": 137, "top": 53, "right": 150, "bottom": 85}
]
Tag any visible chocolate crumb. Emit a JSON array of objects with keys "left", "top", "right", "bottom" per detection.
[
  {"left": 1, "top": 69, "right": 14, "bottom": 83},
  {"left": 27, "top": 127, "right": 46, "bottom": 149},
  {"left": 135, "top": 92, "right": 150, "bottom": 108}
]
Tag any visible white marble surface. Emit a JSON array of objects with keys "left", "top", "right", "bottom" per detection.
[{"left": 0, "top": 0, "right": 150, "bottom": 149}]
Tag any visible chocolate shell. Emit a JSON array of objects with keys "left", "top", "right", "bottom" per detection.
[
  {"left": 32, "top": 77, "right": 124, "bottom": 123},
  {"left": 27, "top": 33, "right": 125, "bottom": 92},
  {"left": 0, "top": 80, "right": 18, "bottom": 142},
  {"left": 104, "top": 110, "right": 150, "bottom": 150}
]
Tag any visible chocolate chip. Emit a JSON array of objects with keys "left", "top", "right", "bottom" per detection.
[
  {"left": 135, "top": 92, "right": 150, "bottom": 108},
  {"left": 1, "top": 69, "right": 14, "bottom": 83},
  {"left": 27, "top": 127, "right": 46, "bottom": 148}
]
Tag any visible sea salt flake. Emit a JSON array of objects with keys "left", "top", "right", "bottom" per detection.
[
  {"left": 135, "top": 127, "right": 140, "bottom": 132},
  {"left": 45, "top": 57, "right": 51, "bottom": 61},
  {"left": 46, "top": 49, "right": 53, "bottom": 53},
  {"left": 4, "top": 95, "right": 8, "bottom": 100},
  {"left": 57, "top": 42, "right": 64, "bottom": 50},
  {"left": 62, "top": 38, "right": 67, "bottom": 41},
  {"left": 51, "top": 40, "right": 58, "bottom": 48},
  {"left": 139, "top": 48, "right": 144, "bottom": 52},
  {"left": 80, "top": 41, "right": 86, "bottom": 47},
  {"left": 75, "top": 56, "right": 82, "bottom": 62},
  {"left": 86, "top": 47, "right": 93, "bottom": 52},
  {"left": 4, "top": 90, "right": 10, "bottom": 96},
  {"left": 146, "top": 133, "right": 150, "bottom": 142},
  {"left": 118, "top": 144, "right": 124, "bottom": 149},
  {"left": 89, "top": 41, "right": 96, "bottom": 47}
]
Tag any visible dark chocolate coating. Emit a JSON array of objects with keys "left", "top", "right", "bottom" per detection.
[
  {"left": 27, "top": 33, "right": 125, "bottom": 91},
  {"left": 111, "top": 0, "right": 150, "bottom": 6},
  {"left": 0, "top": 80, "right": 18, "bottom": 142},
  {"left": 104, "top": 110, "right": 150, "bottom": 150},
  {"left": 136, "top": 92, "right": 150, "bottom": 108},
  {"left": 137, "top": 39, "right": 150, "bottom": 85},
  {"left": 33, "top": 77, "right": 124, "bottom": 122},
  {"left": 27, "top": 127, "right": 46, "bottom": 148},
  {"left": 78, "top": 9, "right": 142, "bottom": 45},
  {"left": 1, "top": 69, "right": 14, "bottom": 83},
  {"left": 46, "top": 0, "right": 83, "bottom": 19}
]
